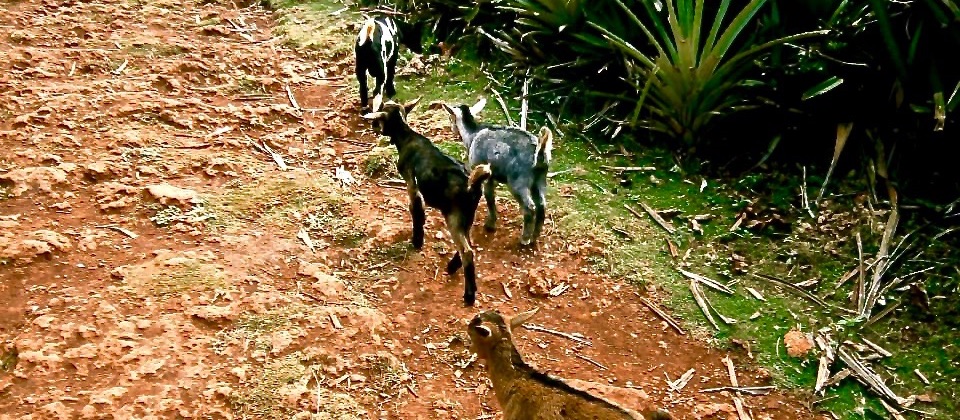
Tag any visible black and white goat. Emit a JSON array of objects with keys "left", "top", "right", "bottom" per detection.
[
  {"left": 354, "top": 16, "right": 422, "bottom": 113},
  {"left": 363, "top": 98, "right": 492, "bottom": 306},
  {"left": 439, "top": 98, "right": 553, "bottom": 246}
]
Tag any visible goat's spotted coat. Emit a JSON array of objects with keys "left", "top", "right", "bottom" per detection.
[{"left": 355, "top": 16, "right": 420, "bottom": 112}]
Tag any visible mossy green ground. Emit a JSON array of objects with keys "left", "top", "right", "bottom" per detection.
[{"left": 264, "top": 0, "right": 958, "bottom": 418}]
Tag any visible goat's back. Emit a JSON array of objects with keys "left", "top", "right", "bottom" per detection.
[
  {"left": 397, "top": 137, "right": 479, "bottom": 213},
  {"left": 467, "top": 126, "right": 543, "bottom": 180},
  {"left": 500, "top": 373, "right": 640, "bottom": 420}
]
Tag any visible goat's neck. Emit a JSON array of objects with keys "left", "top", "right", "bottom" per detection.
[
  {"left": 454, "top": 114, "right": 480, "bottom": 150},
  {"left": 387, "top": 123, "right": 417, "bottom": 147},
  {"left": 486, "top": 339, "right": 529, "bottom": 407}
]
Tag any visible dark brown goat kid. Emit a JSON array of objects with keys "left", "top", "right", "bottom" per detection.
[
  {"left": 468, "top": 308, "right": 673, "bottom": 420},
  {"left": 363, "top": 98, "right": 491, "bottom": 305}
]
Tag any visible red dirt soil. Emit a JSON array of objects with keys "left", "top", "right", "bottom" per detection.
[{"left": 0, "top": 0, "right": 824, "bottom": 419}]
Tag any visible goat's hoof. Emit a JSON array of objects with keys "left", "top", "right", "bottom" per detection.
[
  {"left": 519, "top": 237, "right": 534, "bottom": 247},
  {"left": 483, "top": 223, "right": 496, "bottom": 232},
  {"left": 463, "top": 293, "right": 476, "bottom": 306},
  {"left": 446, "top": 259, "right": 463, "bottom": 274}
]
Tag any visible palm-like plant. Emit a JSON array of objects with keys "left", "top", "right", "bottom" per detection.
[{"left": 589, "top": 0, "right": 827, "bottom": 144}]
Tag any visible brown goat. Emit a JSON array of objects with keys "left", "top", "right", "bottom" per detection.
[{"left": 467, "top": 308, "right": 672, "bottom": 420}]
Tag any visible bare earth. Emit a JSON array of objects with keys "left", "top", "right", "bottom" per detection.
[{"left": 0, "top": 1, "right": 825, "bottom": 419}]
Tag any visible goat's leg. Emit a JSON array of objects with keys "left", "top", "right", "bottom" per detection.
[
  {"left": 446, "top": 213, "right": 477, "bottom": 306},
  {"left": 408, "top": 188, "right": 426, "bottom": 249},
  {"left": 371, "top": 76, "right": 386, "bottom": 112},
  {"left": 532, "top": 175, "right": 548, "bottom": 242},
  {"left": 482, "top": 179, "right": 498, "bottom": 231},
  {"left": 385, "top": 54, "right": 398, "bottom": 98},
  {"left": 511, "top": 186, "right": 538, "bottom": 246},
  {"left": 356, "top": 61, "right": 368, "bottom": 111}
]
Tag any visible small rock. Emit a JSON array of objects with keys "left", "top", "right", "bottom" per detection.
[
  {"left": 783, "top": 329, "right": 814, "bottom": 358},
  {"left": 0, "top": 166, "right": 68, "bottom": 196},
  {"left": 145, "top": 183, "right": 199, "bottom": 207}
]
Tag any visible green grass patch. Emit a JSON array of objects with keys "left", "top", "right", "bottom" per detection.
[
  {"left": 230, "top": 352, "right": 366, "bottom": 420},
  {"left": 268, "top": 0, "right": 360, "bottom": 58},
  {"left": 360, "top": 145, "right": 398, "bottom": 179},
  {"left": 205, "top": 174, "right": 361, "bottom": 244},
  {"left": 124, "top": 43, "right": 187, "bottom": 58},
  {"left": 128, "top": 260, "right": 228, "bottom": 297}
]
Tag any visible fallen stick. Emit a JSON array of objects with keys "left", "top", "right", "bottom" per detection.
[
  {"left": 297, "top": 228, "right": 315, "bottom": 253},
  {"left": 668, "top": 368, "right": 695, "bottom": 392},
  {"left": 814, "top": 355, "right": 832, "bottom": 395},
  {"left": 575, "top": 353, "right": 608, "bottom": 370},
  {"left": 689, "top": 279, "right": 720, "bottom": 330},
  {"left": 914, "top": 369, "right": 930, "bottom": 385},
  {"left": 96, "top": 224, "right": 139, "bottom": 239},
  {"left": 749, "top": 273, "right": 843, "bottom": 311},
  {"left": 879, "top": 399, "right": 907, "bottom": 420},
  {"left": 329, "top": 313, "right": 342, "bottom": 329},
  {"left": 112, "top": 59, "right": 128, "bottom": 75},
  {"left": 635, "top": 202, "right": 676, "bottom": 234},
  {"left": 733, "top": 397, "right": 752, "bottom": 420},
  {"left": 678, "top": 269, "right": 735, "bottom": 294},
  {"left": 285, "top": 84, "right": 301, "bottom": 110},
  {"left": 665, "top": 238, "right": 679, "bottom": 258},
  {"left": 636, "top": 295, "right": 685, "bottom": 335},
  {"left": 524, "top": 324, "right": 592, "bottom": 346},
  {"left": 861, "top": 338, "right": 892, "bottom": 358},
  {"left": 837, "top": 346, "right": 907, "bottom": 406},
  {"left": 722, "top": 355, "right": 739, "bottom": 387},
  {"left": 501, "top": 282, "right": 512, "bottom": 299},
  {"left": 700, "top": 386, "right": 774, "bottom": 396},
  {"left": 824, "top": 368, "right": 851, "bottom": 387},
  {"left": 600, "top": 165, "right": 657, "bottom": 172},
  {"left": 745, "top": 287, "right": 766, "bottom": 301}
]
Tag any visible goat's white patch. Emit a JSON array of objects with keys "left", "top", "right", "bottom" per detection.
[
  {"left": 370, "top": 18, "right": 397, "bottom": 112},
  {"left": 356, "top": 19, "right": 376, "bottom": 45}
]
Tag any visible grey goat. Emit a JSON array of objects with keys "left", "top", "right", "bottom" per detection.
[{"left": 438, "top": 98, "right": 552, "bottom": 246}]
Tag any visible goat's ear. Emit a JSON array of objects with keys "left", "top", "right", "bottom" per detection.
[
  {"left": 473, "top": 325, "right": 492, "bottom": 338},
  {"left": 361, "top": 112, "right": 387, "bottom": 120},
  {"left": 469, "top": 97, "right": 487, "bottom": 116},
  {"left": 440, "top": 103, "right": 457, "bottom": 116},
  {"left": 403, "top": 97, "right": 422, "bottom": 114},
  {"left": 509, "top": 307, "right": 540, "bottom": 329}
]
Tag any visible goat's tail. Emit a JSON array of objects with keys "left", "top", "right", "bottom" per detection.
[
  {"left": 534, "top": 126, "right": 553, "bottom": 167},
  {"left": 467, "top": 164, "right": 492, "bottom": 193},
  {"left": 357, "top": 19, "right": 377, "bottom": 46}
]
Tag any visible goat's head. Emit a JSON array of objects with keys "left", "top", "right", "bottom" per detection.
[
  {"left": 362, "top": 97, "right": 421, "bottom": 135},
  {"left": 435, "top": 98, "right": 486, "bottom": 139},
  {"left": 467, "top": 307, "right": 539, "bottom": 359}
]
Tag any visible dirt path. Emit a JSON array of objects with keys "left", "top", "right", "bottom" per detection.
[{"left": 1, "top": 1, "right": 821, "bottom": 419}]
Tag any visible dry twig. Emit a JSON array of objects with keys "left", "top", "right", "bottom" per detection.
[
  {"left": 524, "top": 324, "right": 592, "bottom": 346},
  {"left": 636, "top": 295, "right": 685, "bottom": 335},
  {"left": 635, "top": 202, "right": 676, "bottom": 234},
  {"left": 575, "top": 353, "right": 608, "bottom": 370},
  {"left": 700, "top": 386, "right": 774, "bottom": 396},
  {"left": 679, "top": 269, "right": 735, "bottom": 294},
  {"left": 689, "top": 279, "right": 720, "bottom": 330}
]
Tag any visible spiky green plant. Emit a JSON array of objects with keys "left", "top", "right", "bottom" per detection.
[{"left": 587, "top": 0, "right": 827, "bottom": 144}]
